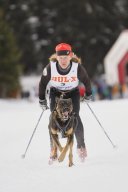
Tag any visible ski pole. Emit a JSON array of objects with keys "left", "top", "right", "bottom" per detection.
[
  {"left": 22, "top": 109, "right": 46, "bottom": 159},
  {"left": 85, "top": 102, "right": 116, "bottom": 148}
]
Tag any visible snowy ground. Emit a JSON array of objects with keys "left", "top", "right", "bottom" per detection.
[{"left": 0, "top": 98, "right": 128, "bottom": 192}]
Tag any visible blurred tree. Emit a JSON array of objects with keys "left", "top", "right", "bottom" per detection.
[
  {"left": 1, "top": 0, "right": 128, "bottom": 78},
  {"left": 0, "top": 9, "right": 22, "bottom": 98},
  {"left": 31, "top": 0, "right": 128, "bottom": 76},
  {"left": 2, "top": 1, "right": 39, "bottom": 74}
]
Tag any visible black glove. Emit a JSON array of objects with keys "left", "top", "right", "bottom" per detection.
[
  {"left": 39, "top": 99, "right": 49, "bottom": 110},
  {"left": 85, "top": 94, "right": 94, "bottom": 101},
  {"left": 81, "top": 94, "right": 94, "bottom": 102}
]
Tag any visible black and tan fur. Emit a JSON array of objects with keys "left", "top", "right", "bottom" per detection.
[{"left": 48, "top": 97, "right": 77, "bottom": 167}]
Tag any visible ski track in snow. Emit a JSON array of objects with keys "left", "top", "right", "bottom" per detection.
[{"left": 0, "top": 98, "right": 128, "bottom": 192}]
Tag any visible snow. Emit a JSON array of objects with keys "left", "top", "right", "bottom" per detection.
[{"left": 0, "top": 98, "right": 128, "bottom": 192}]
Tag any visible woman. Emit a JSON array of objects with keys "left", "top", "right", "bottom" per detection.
[{"left": 39, "top": 43, "right": 92, "bottom": 162}]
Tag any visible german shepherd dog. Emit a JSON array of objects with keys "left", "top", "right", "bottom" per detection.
[{"left": 48, "top": 97, "right": 77, "bottom": 167}]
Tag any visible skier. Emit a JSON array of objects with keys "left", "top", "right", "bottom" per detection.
[{"left": 39, "top": 43, "right": 93, "bottom": 162}]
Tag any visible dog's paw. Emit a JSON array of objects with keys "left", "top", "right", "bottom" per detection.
[
  {"left": 48, "top": 157, "right": 57, "bottom": 165},
  {"left": 58, "top": 157, "right": 63, "bottom": 162},
  {"left": 58, "top": 154, "right": 65, "bottom": 162},
  {"left": 69, "top": 162, "right": 74, "bottom": 167}
]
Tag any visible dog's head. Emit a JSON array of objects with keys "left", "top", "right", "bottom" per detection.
[{"left": 56, "top": 98, "right": 73, "bottom": 121}]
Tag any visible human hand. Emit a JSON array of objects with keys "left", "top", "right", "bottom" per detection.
[
  {"left": 39, "top": 99, "right": 49, "bottom": 110},
  {"left": 81, "top": 95, "right": 94, "bottom": 102}
]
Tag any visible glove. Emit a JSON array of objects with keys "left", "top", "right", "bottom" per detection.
[
  {"left": 39, "top": 99, "right": 49, "bottom": 110},
  {"left": 81, "top": 94, "right": 94, "bottom": 102}
]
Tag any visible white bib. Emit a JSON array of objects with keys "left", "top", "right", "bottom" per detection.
[{"left": 50, "top": 61, "right": 79, "bottom": 90}]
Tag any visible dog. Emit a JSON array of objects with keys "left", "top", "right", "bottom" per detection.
[{"left": 48, "top": 97, "right": 77, "bottom": 167}]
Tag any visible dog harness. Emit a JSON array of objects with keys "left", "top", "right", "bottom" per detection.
[
  {"left": 50, "top": 61, "right": 79, "bottom": 91},
  {"left": 54, "top": 113, "right": 77, "bottom": 138}
]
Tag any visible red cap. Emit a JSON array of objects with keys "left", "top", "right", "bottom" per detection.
[
  {"left": 55, "top": 43, "right": 72, "bottom": 55},
  {"left": 55, "top": 43, "right": 72, "bottom": 52}
]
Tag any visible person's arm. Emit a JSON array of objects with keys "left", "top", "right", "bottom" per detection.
[
  {"left": 39, "top": 64, "right": 51, "bottom": 101},
  {"left": 78, "top": 64, "right": 92, "bottom": 96}
]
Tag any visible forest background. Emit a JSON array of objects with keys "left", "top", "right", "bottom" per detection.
[{"left": 0, "top": 0, "right": 128, "bottom": 97}]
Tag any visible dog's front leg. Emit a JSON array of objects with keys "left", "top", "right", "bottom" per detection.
[
  {"left": 50, "top": 141, "right": 58, "bottom": 160},
  {"left": 58, "top": 134, "right": 73, "bottom": 163},
  {"left": 51, "top": 134, "right": 63, "bottom": 152}
]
